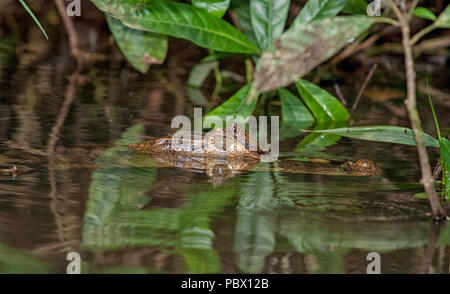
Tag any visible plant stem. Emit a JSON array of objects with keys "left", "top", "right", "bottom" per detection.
[
  {"left": 407, "top": 0, "right": 420, "bottom": 20},
  {"left": 376, "top": 17, "right": 399, "bottom": 26},
  {"left": 349, "top": 63, "right": 378, "bottom": 119},
  {"left": 245, "top": 59, "right": 253, "bottom": 84},
  {"left": 426, "top": 79, "right": 442, "bottom": 142},
  {"left": 54, "top": 0, "right": 80, "bottom": 60},
  {"left": 395, "top": 5, "right": 446, "bottom": 218},
  {"left": 212, "top": 64, "right": 223, "bottom": 98},
  {"left": 427, "top": 79, "right": 447, "bottom": 199},
  {"left": 410, "top": 23, "right": 437, "bottom": 45}
]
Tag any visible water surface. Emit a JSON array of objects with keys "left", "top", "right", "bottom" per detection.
[{"left": 1, "top": 37, "right": 450, "bottom": 274}]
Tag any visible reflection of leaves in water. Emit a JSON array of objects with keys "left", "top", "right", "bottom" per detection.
[
  {"left": 0, "top": 243, "right": 51, "bottom": 274},
  {"left": 234, "top": 168, "right": 292, "bottom": 273},
  {"left": 277, "top": 212, "right": 450, "bottom": 273},
  {"left": 82, "top": 125, "right": 238, "bottom": 273},
  {"left": 81, "top": 125, "right": 450, "bottom": 273},
  {"left": 437, "top": 224, "right": 450, "bottom": 246},
  {"left": 234, "top": 209, "right": 276, "bottom": 273},
  {"left": 233, "top": 169, "right": 450, "bottom": 273},
  {"left": 0, "top": 35, "right": 15, "bottom": 65}
]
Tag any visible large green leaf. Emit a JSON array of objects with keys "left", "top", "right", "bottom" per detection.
[
  {"left": 231, "top": 0, "right": 259, "bottom": 46},
  {"left": 90, "top": 0, "right": 260, "bottom": 54},
  {"left": 292, "top": 0, "right": 347, "bottom": 27},
  {"left": 106, "top": 15, "right": 167, "bottom": 73},
  {"left": 253, "top": 16, "right": 375, "bottom": 92},
  {"left": 192, "top": 0, "right": 230, "bottom": 18},
  {"left": 435, "top": 4, "right": 450, "bottom": 28},
  {"left": 204, "top": 84, "right": 257, "bottom": 120},
  {"left": 440, "top": 138, "right": 450, "bottom": 199},
  {"left": 279, "top": 88, "right": 314, "bottom": 139},
  {"left": 342, "top": 0, "right": 368, "bottom": 15},
  {"left": 279, "top": 88, "right": 314, "bottom": 122},
  {"left": 250, "top": 0, "right": 291, "bottom": 50},
  {"left": 310, "top": 126, "right": 440, "bottom": 147},
  {"left": 295, "top": 79, "right": 349, "bottom": 122}
]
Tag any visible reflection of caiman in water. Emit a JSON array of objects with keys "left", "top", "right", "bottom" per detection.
[{"left": 128, "top": 124, "right": 382, "bottom": 184}]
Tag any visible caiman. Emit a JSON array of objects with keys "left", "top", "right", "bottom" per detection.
[{"left": 128, "top": 124, "right": 382, "bottom": 184}]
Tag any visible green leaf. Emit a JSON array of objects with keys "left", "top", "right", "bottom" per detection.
[
  {"left": 106, "top": 16, "right": 167, "bottom": 73},
  {"left": 204, "top": 84, "right": 257, "bottom": 120},
  {"left": 250, "top": 0, "right": 291, "bottom": 50},
  {"left": 295, "top": 79, "right": 349, "bottom": 122},
  {"left": 231, "top": 0, "right": 259, "bottom": 47},
  {"left": 413, "top": 7, "right": 437, "bottom": 21},
  {"left": 192, "top": 0, "right": 230, "bottom": 18},
  {"left": 440, "top": 138, "right": 450, "bottom": 199},
  {"left": 279, "top": 88, "right": 314, "bottom": 139},
  {"left": 295, "top": 121, "right": 344, "bottom": 155},
  {"left": 279, "top": 88, "right": 314, "bottom": 123},
  {"left": 90, "top": 0, "right": 260, "bottom": 54},
  {"left": 435, "top": 4, "right": 450, "bottom": 28},
  {"left": 187, "top": 61, "right": 219, "bottom": 88},
  {"left": 414, "top": 192, "right": 428, "bottom": 200},
  {"left": 310, "top": 126, "right": 440, "bottom": 147},
  {"left": 292, "top": 0, "right": 347, "bottom": 27},
  {"left": 253, "top": 16, "right": 375, "bottom": 93},
  {"left": 19, "top": 0, "right": 48, "bottom": 40},
  {"left": 342, "top": 0, "right": 368, "bottom": 15}
]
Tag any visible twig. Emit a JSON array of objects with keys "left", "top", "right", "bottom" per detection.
[
  {"left": 388, "top": 0, "right": 445, "bottom": 219},
  {"left": 334, "top": 82, "right": 347, "bottom": 106},
  {"left": 411, "top": 23, "right": 437, "bottom": 46},
  {"left": 349, "top": 63, "right": 378, "bottom": 119},
  {"left": 46, "top": 68, "right": 80, "bottom": 253},
  {"left": 46, "top": 69, "right": 80, "bottom": 155},
  {"left": 54, "top": 0, "right": 80, "bottom": 60},
  {"left": 433, "top": 162, "right": 442, "bottom": 180},
  {"left": 420, "top": 224, "right": 441, "bottom": 273}
]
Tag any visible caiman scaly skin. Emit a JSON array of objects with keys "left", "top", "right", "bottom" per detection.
[
  {"left": 128, "top": 123, "right": 261, "bottom": 159},
  {"left": 342, "top": 159, "right": 382, "bottom": 176},
  {"left": 128, "top": 124, "right": 262, "bottom": 185}
]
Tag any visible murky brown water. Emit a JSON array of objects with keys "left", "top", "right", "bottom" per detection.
[{"left": 1, "top": 21, "right": 450, "bottom": 274}]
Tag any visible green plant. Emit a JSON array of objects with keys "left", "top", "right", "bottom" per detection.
[
  {"left": 90, "top": 0, "right": 379, "bottom": 125},
  {"left": 19, "top": 0, "right": 48, "bottom": 40}
]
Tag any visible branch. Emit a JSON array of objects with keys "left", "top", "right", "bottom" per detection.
[{"left": 410, "top": 23, "right": 437, "bottom": 46}]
